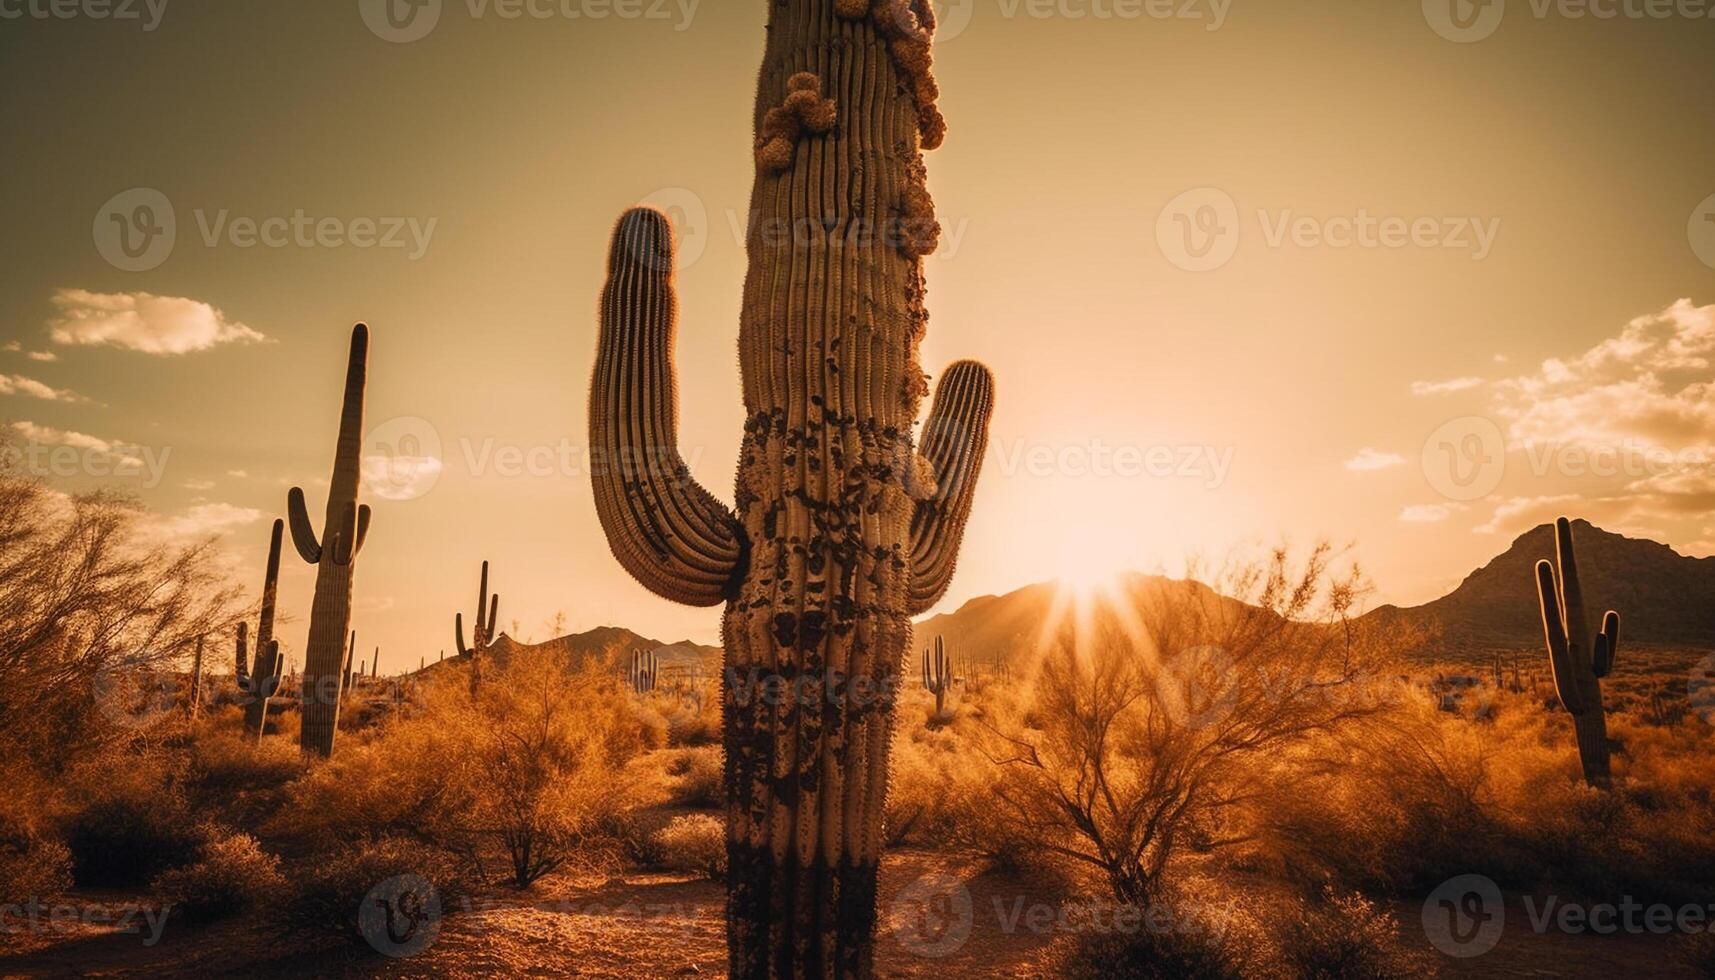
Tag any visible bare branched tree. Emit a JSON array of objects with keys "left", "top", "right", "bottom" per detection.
[{"left": 982, "top": 545, "right": 1397, "bottom": 905}]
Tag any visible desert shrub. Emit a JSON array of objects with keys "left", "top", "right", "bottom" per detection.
[
  {"left": 1677, "top": 929, "right": 1715, "bottom": 979},
  {"left": 151, "top": 828, "right": 285, "bottom": 922},
  {"left": 284, "top": 836, "right": 473, "bottom": 947},
  {"left": 666, "top": 746, "right": 723, "bottom": 808},
  {"left": 0, "top": 837, "right": 73, "bottom": 905},
  {"left": 654, "top": 814, "right": 726, "bottom": 880},
  {"left": 187, "top": 731, "right": 304, "bottom": 796},
  {"left": 59, "top": 753, "right": 202, "bottom": 888},
  {"left": 1273, "top": 887, "right": 1430, "bottom": 980},
  {"left": 1042, "top": 904, "right": 1248, "bottom": 980}
]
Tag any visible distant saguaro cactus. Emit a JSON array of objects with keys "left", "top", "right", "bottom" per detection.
[
  {"left": 186, "top": 635, "right": 205, "bottom": 719},
  {"left": 288, "top": 324, "right": 373, "bottom": 757},
  {"left": 371, "top": 647, "right": 379, "bottom": 679},
  {"left": 628, "top": 649, "right": 659, "bottom": 695},
  {"left": 240, "top": 519, "right": 286, "bottom": 737},
  {"left": 1536, "top": 517, "right": 1622, "bottom": 788},
  {"left": 455, "top": 560, "right": 500, "bottom": 692},
  {"left": 923, "top": 637, "right": 951, "bottom": 717},
  {"left": 586, "top": 4, "right": 992, "bottom": 973},
  {"left": 342, "top": 630, "right": 357, "bottom": 697}
]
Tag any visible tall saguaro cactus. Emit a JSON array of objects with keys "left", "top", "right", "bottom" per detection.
[
  {"left": 587, "top": 5, "right": 994, "bottom": 975},
  {"left": 240, "top": 519, "right": 286, "bottom": 737},
  {"left": 629, "top": 649, "right": 659, "bottom": 695},
  {"left": 289, "top": 324, "right": 373, "bottom": 758},
  {"left": 1536, "top": 517, "right": 1622, "bottom": 788}
]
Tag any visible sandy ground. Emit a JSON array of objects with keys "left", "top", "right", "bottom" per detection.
[{"left": 0, "top": 856, "right": 1698, "bottom": 978}]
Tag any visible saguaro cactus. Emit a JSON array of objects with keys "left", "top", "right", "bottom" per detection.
[
  {"left": 289, "top": 324, "right": 373, "bottom": 757},
  {"left": 587, "top": 5, "right": 993, "bottom": 974},
  {"left": 1536, "top": 517, "right": 1622, "bottom": 788},
  {"left": 371, "top": 647, "right": 379, "bottom": 678},
  {"left": 240, "top": 519, "right": 286, "bottom": 737},
  {"left": 922, "top": 637, "right": 951, "bottom": 716},
  {"left": 342, "top": 630, "right": 357, "bottom": 697},
  {"left": 628, "top": 649, "right": 659, "bottom": 695},
  {"left": 186, "top": 636, "right": 205, "bottom": 718},
  {"left": 455, "top": 560, "right": 500, "bottom": 692}
]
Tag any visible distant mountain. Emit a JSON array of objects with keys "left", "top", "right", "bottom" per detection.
[
  {"left": 1363, "top": 520, "right": 1715, "bottom": 651},
  {"left": 914, "top": 572, "right": 1257, "bottom": 669},
  {"left": 426, "top": 626, "right": 721, "bottom": 677}
]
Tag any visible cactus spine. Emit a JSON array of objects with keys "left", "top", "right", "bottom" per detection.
[
  {"left": 628, "top": 649, "right": 659, "bottom": 695},
  {"left": 1536, "top": 517, "right": 1621, "bottom": 788},
  {"left": 587, "top": 5, "right": 991, "bottom": 974},
  {"left": 288, "top": 324, "right": 372, "bottom": 758},
  {"left": 455, "top": 560, "right": 500, "bottom": 692},
  {"left": 923, "top": 637, "right": 950, "bottom": 716},
  {"left": 241, "top": 519, "right": 286, "bottom": 737}
]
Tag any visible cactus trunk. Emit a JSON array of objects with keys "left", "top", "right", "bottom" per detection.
[
  {"left": 588, "top": 5, "right": 992, "bottom": 975},
  {"left": 243, "top": 519, "right": 285, "bottom": 737},
  {"left": 1536, "top": 517, "right": 1620, "bottom": 788},
  {"left": 290, "top": 324, "right": 372, "bottom": 758}
]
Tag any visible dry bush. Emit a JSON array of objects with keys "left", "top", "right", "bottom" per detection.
[
  {"left": 0, "top": 465, "right": 242, "bottom": 773},
  {"left": 1040, "top": 895, "right": 1254, "bottom": 980},
  {"left": 58, "top": 750, "right": 202, "bottom": 888},
  {"left": 982, "top": 546, "right": 1394, "bottom": 906},
  {"left": 1272, "top": 886, "right": 1431, "bottom": 979},
  {"left": 0, "top": 759, "right": 72, "bottom": 903},
  {"left": 283, "top": 836, "right": 473, "bottom": 947},
  {"left": 654, "top": 814, "right": 727, "bottom": 880},
  {"left": 665, "top": 746, "right": 724, "bottom": 808},
  {"left": 151, "top": 828, "right": 285, "bottom": 922}
]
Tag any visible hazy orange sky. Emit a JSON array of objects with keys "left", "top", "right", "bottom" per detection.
[{"left": 2, "top": 1, "right": 1712, "bottom": 666}]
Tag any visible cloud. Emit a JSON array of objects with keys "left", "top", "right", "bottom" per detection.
[
  {"left": 46, "top": 289, "right": 265, "bottom": 355},
  {"left": 154, "top": 502, "right": 264, "bottom": 539},
  {"left": 226, "top": 469, "right": 249, "bottom": 479},
  {"left": 0, "top": 374, "right": 87, "bottom": 402},
  {"left": 1345, "top": 448, "right": 1407, "bottom": 472},
  {"left": 1472, "top": 494, "right": 1582, "bottom": 535},
  {"left": 181, "top": 479, "right": 216, "bottom": 491},
  {"left": 1410, "top": 377, "right": 1484, "bottom": 396},
  {"left": 362, "top": 453, "right": 444, "bottom": 501},
  {"left": 10, "top": 420, "right": 127, "bottom": 455},
  {"left": 2, "top": 341, "right": 59, "bottom": 362},
  {"left": 1400, "top": 503, "right": 1462, "bottom": 523}
]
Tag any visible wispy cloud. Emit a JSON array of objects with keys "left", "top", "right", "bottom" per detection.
[
  {"left": 47, "top": 288, "right": 265, "bottom": 355},
  {"left": 1345, "top": 447, "right": 1407, "bottom": 472},
  {"left": 1410, "top": 376, "right": 1484, "bottom": 396},
  {"left": 10, "top": 420, "right": 128, "bottom": 455},
  {"left": 1400, "top": 503, "right": 1462, "bottom": 523},
  {"left": 0, "top": 374, "right": 88, "bottom": 403}
]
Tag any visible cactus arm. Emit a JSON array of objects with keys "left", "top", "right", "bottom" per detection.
[
  {"left": 236, "top": 621, "right": 250, "bottom": 680},
  {"left": 286, "top": 488, "right": 322, "bottom": 564},
  {"left": 1595, "top": 610, "right": 1620, "bottom": 677},
  {"left": 1538, "top": 559, "right": 1589, "bottom": 715},
  {"left": 589, "top": 208, "right": 746, "bottom": 608},
  {"left": 906, "top": 361, "right": 996, "bottom": 615},
  {"left": 258, "top": 519, "right": 282, "bottom": 648},
  {"left": 1554, "top": 517, "right": 1591, "bottom": 656},
  {"left": 475, "top": 561, "right": 490, "bottom": 637},
  {"left": 455, "top": 613, "right": 469, "bottom": 658},
  {"left": 488, "top": 595, "right": 500, "bottom": 640},
  {"left": 353, "top": 505, "right": 372, "bottom": 558}
]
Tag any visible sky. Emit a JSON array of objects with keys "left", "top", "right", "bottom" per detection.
[{"left": 1, "top": 0, "right": 1712, "bottom": 667}]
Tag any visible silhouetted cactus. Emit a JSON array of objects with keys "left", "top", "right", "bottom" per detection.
[
  {"left": 586, "top": 4, "right": 990, "bottom": 973},
  {"left": 455, "top": 560, "right": 500, "bottom": 692},
  {"left": 240, "top": 520, "right": 286, "bottom": 737},
  {"left": 628, "top": 649, "right": 659, "bottom": 695},
  {"left": 370, "top": 647, "right": 379, "bottom": 679},
  {"left": 288, "top": 323, "right": 373, "bottom": 757},
  {"left": 186, "top": 635, "right": 204, "bottom": 718},
  {"left": 1537, "top": 517, "right": 1621, "bottom": 788},
  {"left": 923, "top": 637, "right": 951, "bottom": 716},
  {"left": 342, "top": 630, "right": 357, "bottom": 697}
]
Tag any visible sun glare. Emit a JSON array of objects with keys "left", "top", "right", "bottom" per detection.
[{"left": 1049, "top": 523, "right": 1136, "bottom": 601}]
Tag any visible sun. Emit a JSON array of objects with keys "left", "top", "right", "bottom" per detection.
[{"left": 1048, "top": 522, "right": 1137, "bottom": 601}]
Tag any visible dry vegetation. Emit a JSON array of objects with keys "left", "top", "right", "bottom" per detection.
[{"left": 1, "top": 465, "right": 1711, "bottom": 977}]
